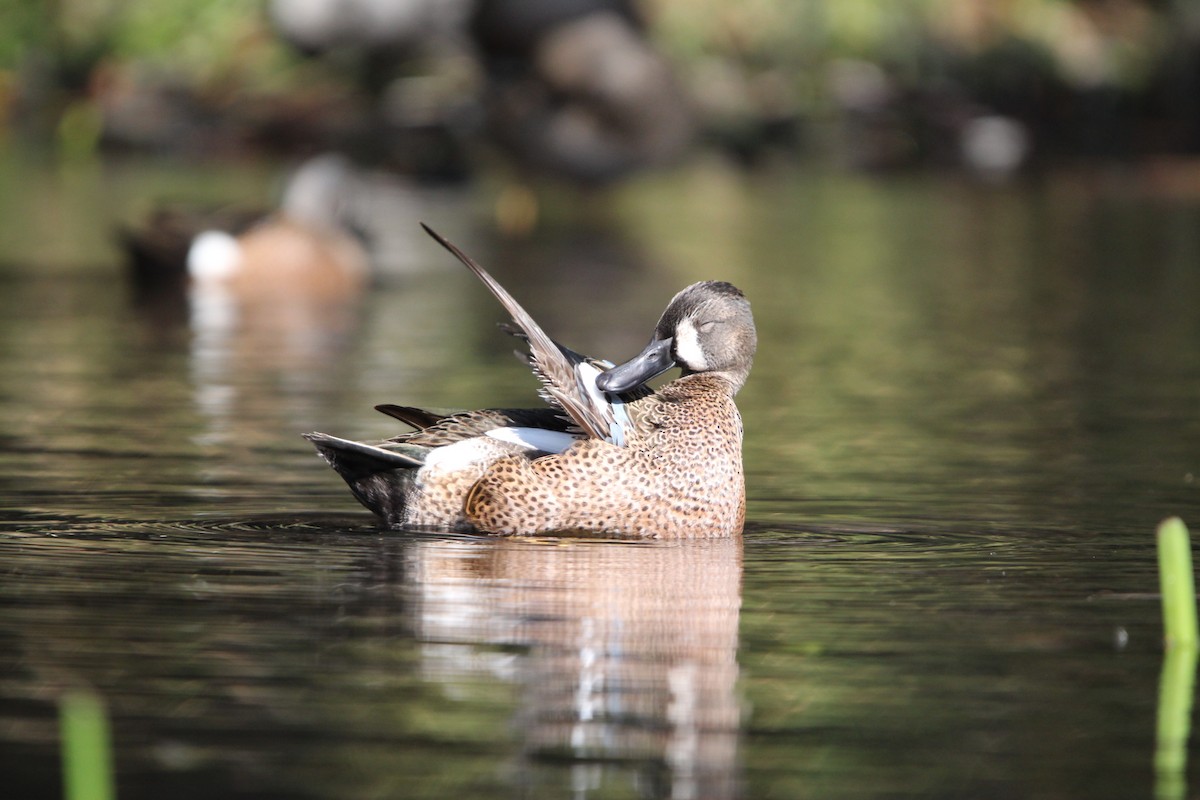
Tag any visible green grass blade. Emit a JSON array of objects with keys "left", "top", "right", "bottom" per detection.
[
  {"left": 59, "top": 691, "right": 115, "bottom": 800},
  {"left": 1158, "top": 517, "right": 1198, "bottom": 647},
  {"left": 1155, "top": 517, "right": 1199, "bottom": 800}
]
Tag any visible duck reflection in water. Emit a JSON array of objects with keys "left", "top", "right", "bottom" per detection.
[{"left": 410, "top": 535, "right": 742, "bottom": 798}]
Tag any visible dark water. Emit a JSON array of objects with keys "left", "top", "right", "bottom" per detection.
[{"left": 2, "top": 156, "right": 1200, "bottom": 798}]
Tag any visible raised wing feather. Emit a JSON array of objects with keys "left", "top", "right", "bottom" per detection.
[{"left": 421, "top": 224, "right": 619, "bottom": 442}]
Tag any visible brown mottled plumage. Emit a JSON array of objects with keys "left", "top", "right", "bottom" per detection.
[
  {"left": 304, "top": 225, "right": 756, "bottom": 537},
  {"left": 465, "top": 374, "right": 745, "bottom": 536}
]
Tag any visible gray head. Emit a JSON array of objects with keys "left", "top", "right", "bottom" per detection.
[{"left": 597, "top": 281, "right": 757, "bottom": 395}]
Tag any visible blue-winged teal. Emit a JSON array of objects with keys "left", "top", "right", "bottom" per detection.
[
  {"left": 305, "top": 224, "right": 756, "bottom": 537},
  {"left": 121, "top": 155, "right": 370, "bottom": 301}
]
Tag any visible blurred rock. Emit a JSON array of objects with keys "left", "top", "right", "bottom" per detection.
[
  {"left": 960, "top": 114, "right": 1030, "bottom": 179},
  {"left": 270, "top": 0, "right": 470, "bottom": 54},
  {"left": 470, "top": 1, "right": 693, "bottom": 185}
]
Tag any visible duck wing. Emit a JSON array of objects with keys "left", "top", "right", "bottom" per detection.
[
  {"left": 379, "top": 406, "right": 576, "bottom": 448},
  {"left": 421, "top": 224, "right": 623, "bottom": 443}
]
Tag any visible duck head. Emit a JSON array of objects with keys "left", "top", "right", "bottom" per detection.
[{"left": 597, "top": 281, "right": 756, "bottom": 395}]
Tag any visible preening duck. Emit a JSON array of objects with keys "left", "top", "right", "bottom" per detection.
[{"left": 305, "top": 224, "right": 755, "bottom": 537}]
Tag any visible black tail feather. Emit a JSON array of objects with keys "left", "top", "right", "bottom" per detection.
[
  {"left": 373, "top": 405, "right": 447, "bottom": 430},
  {"left": 303, "top": 432, "right": 423, "bottom": 476},
  {"left": 303, "top": 432, "right": 423, "bottom": 528}
]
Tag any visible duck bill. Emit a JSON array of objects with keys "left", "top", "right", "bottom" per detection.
[{"left": 596, "top": 337, "right": 676, "bottom": 394}]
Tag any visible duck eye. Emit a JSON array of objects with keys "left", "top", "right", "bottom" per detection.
[{"left": 698, "top": 320, "right": 718, "bottom": 334}]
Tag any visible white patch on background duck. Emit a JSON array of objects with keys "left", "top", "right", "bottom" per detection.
[
  {"left": 187, "top": 230, "right": 243, "bottom": 282},
  {"left": 674, "top": 318, "right": 708, "bottom": 371}
]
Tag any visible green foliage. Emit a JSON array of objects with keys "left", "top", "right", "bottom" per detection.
[
  {"left": 0, "top": 0, "right": 297, "bottom": 85},
  {"left": 0, "top": 1, "right": 52, "bottom": 68}
]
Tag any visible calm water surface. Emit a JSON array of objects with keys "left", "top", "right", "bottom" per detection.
[{"left": 2, "top": 155, "right": 1200, "bottom": 798}]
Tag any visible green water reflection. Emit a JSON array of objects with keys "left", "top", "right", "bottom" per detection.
[{"left": 1, "top": 154, "right": 1199, "bottom": 798}]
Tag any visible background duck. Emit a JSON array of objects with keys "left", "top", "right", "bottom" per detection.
[{"left": 120, "top": 153, "right": 371, "bottom": 305}]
